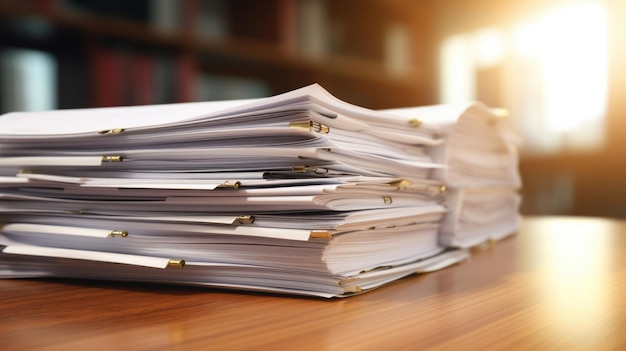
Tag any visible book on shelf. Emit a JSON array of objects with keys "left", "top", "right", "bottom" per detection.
[
  {"left": 0, "top": 83, "right": 520, "bottom": 297},
  {"left": 0, "top": 48, "right": 57, "bottom": 114}
]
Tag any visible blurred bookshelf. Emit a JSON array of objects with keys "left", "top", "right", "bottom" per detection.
[{"left": 0, "top": 0, "right": 437, "bottom": 113}]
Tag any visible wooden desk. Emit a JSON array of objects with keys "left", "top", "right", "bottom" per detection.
[{"left": 2, "top": 216, "right": 625, "bottom": 350}]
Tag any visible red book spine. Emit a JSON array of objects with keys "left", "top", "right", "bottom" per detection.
[
  {"left": 175, "top": 54, "right": 197, "bottom": 102},
  {"left": 35, "top": 0, "right": 58, "bottom": 14},
  {"left": 92, "top": 47, "right": 123, "bottom": 107},
  {"left": 277, "top": 0, "right": 298, "bottom": 55},
  {"left": 133, "top": 53, "right": 155, "bottom": 105}
]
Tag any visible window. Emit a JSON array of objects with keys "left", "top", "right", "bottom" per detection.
[{"left": 439, "top": 1, "right": 607, "bottom": 155}]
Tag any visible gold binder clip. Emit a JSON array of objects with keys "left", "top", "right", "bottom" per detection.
[
  {"left": 292, "top": 165, "right": 328, "bottom": 174},
  {"left": 292, "top": 165, "right": 309, "bottom": 173},
  {"left": 289, "top": 121, "right": 309, "bottom": 130},
  {"left": 489, "top": 108, "right": 509, "bottom": 125},
  {"left": 109, "top": 230, "right": 128, "bottom": 237},
  {"left": 383, "top": 196, "right": 393, "bottom": 205},
  {"left": 98, "top": 128, "right": 125, "bottom": 135},
  {"left": 408, "top": 118, "right": 422, "bottom": 127},
  {"left": 288, "top": 120, "right": 330, "bottom": 134},
  {"left": 311, "top": 121, "right": 330, "bottom": 134},
  {"left": 343, "top": 286, "right": 363, "bottom": 293},
  {"left": 389, "top": 179, "right": 412, "bottom": 190},
  {"left": 220, "top": 181, "right": 241, "bottom": 190},
  {"left": 102, "top": 155, "right": 123, "bottom": 162},
  {"left": 167, "top": 259, "right": 185, "bottom": 268},
  {"left": 309, "top": 230, "right": 334, "bottom": 239},
  {"left": 236, "top": 215, "right": 255, "bottom": 224},
  {"left": 293, "top": 165, "right": 313, "bottom": 173},
  {"left": 491, "top": 108, "right": 509, "bottom": 118},
  {"left": 424, "top": 184, "right": 446, "bottom": 196}
]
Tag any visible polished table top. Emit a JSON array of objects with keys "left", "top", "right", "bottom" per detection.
[{"left": 2, "top": 216, "right": 626, "bottom": 350}]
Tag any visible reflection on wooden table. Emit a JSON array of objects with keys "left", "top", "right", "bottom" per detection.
[{"left": 1, "top": 216, "right": 625, "bottom": 350}]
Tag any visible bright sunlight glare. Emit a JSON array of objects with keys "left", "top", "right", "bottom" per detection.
[{"left": 514, "top": 3, "right": 607, "bottom": 133}]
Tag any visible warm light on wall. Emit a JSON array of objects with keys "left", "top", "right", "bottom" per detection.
[
  {"left": 514, "top": 3, "right": 607, "bottom": 152},
  {"left": 472, "top": 27, "right": 506, "bottom": 68},
  {"left": 440, "top": 35, "right": 475, "bottom": 103},
  {"left": 439, "top": 1, "right": 608, "bottom": 155}
]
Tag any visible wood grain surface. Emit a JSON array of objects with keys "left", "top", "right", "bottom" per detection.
[{"left": 2, "top": 216, "right": 625, "bottom": 350}]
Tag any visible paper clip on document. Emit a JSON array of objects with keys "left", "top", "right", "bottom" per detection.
[
  {"left": 288, "top": 120, "right": 330, "bottom": 134},
  {"left": 167, "top": 259, "right": 185, "bottom": 268},
  {"left": 108, "top": 230, "right": 128, "bottom": 237},
  {"left": 102, "top": 155, "right": 123, "bottom": 162}
]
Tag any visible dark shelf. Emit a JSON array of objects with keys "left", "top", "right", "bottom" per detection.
[{"left": 0, "top": 0, "right": 436, "bottom": 111}]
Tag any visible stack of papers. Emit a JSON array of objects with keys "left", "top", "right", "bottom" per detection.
[
  {"left": 384, "top": 102, "right": 522, "bottom": 248},
  {"left": 0, "top": 84, "right": 475, "bottom": 297}
]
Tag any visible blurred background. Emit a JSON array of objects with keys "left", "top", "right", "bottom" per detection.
[{"left": 0, "top": 0, "right": 624, "bottom": 218}]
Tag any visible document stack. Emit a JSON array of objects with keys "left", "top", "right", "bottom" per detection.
[
  {"left": 384, "top": 102, "right": 522, "bottom": 248},
  {"left": 0, "top": 84, "right": 518, "bottom": 298}
]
